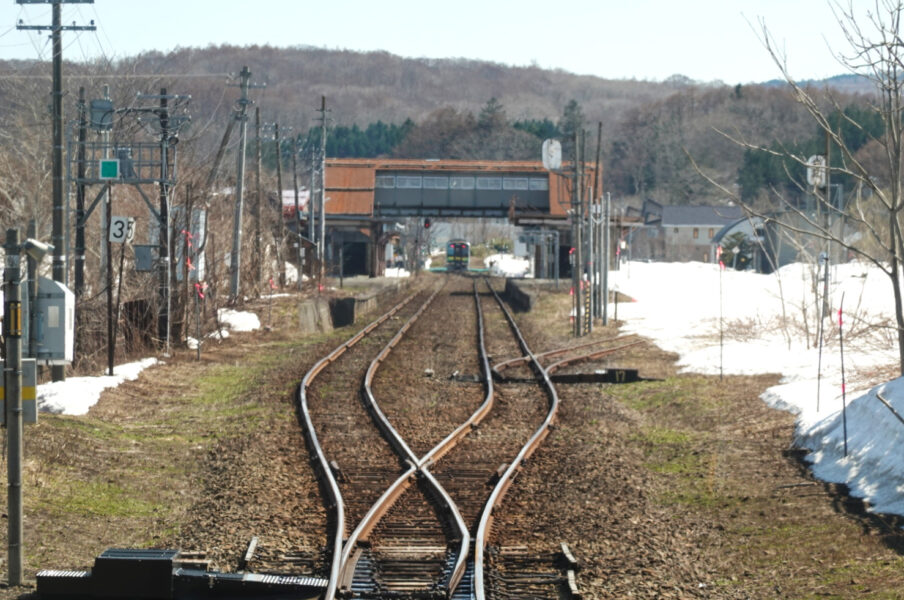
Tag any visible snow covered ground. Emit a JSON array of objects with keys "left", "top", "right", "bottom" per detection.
[
  {"left": 612, "top": 260, "right": 904, "bottom": 516},
  {"left": 37, "top": 308, "right": 262, "bottom": 416},
  {"left": 484, "top": 253, "right": 531, "bottom": 278},
  {"left": 25, "top": 258, "right": 904, "bottom": 519}
]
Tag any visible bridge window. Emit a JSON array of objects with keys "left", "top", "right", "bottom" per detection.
[
  {"left": 375, "top": 175, "right": 395, "bottom": 188},
  {"left": 423, "top": 176, "right": 449, "bottom": 189},
  {"left": 450, "top": 176, "right": 475, "bottom": 190},
  {"left": 476, "top": 177, "right": 502, "bottom": 190},
  {"left": 529, "top": 178, "right": 549, "bottom": 191},
  {"left": 503, "top": 177, "right": 529, "bottom": 190},
  {"left": 396, "top": 176, "right": 422, "bottom": 189}
]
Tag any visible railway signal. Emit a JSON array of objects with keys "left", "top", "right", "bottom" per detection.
[{"left": 423, "top": 218, "right": 431, "bottom": 229}]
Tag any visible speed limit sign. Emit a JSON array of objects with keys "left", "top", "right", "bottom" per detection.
[{"left": 109, "top": 216, "right": 135, "bottom": 243}]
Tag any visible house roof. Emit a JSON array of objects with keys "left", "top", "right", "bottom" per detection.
[{"left": 660, "top": 205, "right": 744, "bottom": 227}]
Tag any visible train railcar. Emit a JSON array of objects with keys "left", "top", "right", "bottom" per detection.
[{"left": 446, "top": 239, "right": 470, "bottom": 271}]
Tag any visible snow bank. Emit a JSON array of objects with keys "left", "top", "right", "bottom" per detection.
[
  {"left": 613, "top": 260, "right": 904, "bottom": 518},
  {"left": 484, "top": 253, "right": 530, "bottom": 278},
  {"left": 37, "top": 358, "right": 158, "bottom": 416}
]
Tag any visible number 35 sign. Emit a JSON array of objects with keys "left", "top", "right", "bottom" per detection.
[{"left": 109, "top": 216, "right": 136, "bottom": 244}]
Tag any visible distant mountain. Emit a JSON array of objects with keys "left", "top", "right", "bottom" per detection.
[
  {"left": 762, "top": 73, "right": 873, "bottom": 94},
  {"left": 0, "top": 45, "right": 877, "bottom": 206},
  {"left": 104, "top": 45, "right": 684, "bottom": 132}
]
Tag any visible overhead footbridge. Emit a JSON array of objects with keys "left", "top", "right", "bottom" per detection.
[{"left": 319, "top": 158, "right": 591, "bottom": 276}]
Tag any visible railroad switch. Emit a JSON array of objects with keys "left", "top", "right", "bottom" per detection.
[{"left": 497, "top": 368, "right": 653, "bottom": 384}]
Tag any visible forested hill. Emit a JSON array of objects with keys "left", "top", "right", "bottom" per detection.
[
  {"left": 120, "top": 45, "right": 675, "bottom": 128},
  {"left": 0, "top": 44, "right": 871, "bottom": 205}
]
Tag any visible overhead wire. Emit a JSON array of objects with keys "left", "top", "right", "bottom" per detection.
[
  {"left": 0, "top": 23, "right": 21, "bottom": 42},
  {"left": 89, "top": 3, "right": 116, "bottom": 63},
  {"left": 11, "top": 3, "right": 51, "bottom": 61},
  {"left": 76, "top": 3, "right": 117, "bottom": 71}
]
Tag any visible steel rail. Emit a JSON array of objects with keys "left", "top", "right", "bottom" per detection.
[
  {"left": 492, "top": 334, "right": 639, "bottom": 375},
  {"left": 473, "top": 278, "right": 560, "bottom": 600},
  {"left": 360, "top": 283, "right": 445, "bottom": 466},
  {"left": 336, "top": 464, "right": 418, "bottom": 591},
  {"left": 341, "top": 280, "right": 474, "bottom": 596},
  {"left": 417, "top": 278, "right": 495, "bottom": 469},
  {"left": 543, "top": 339, "right": 646, "bottom": 373},
  {"left": 296, "top": 290, "right": 419, "bottom": 600},
  {"left": 341, "top": 279, "right": 498, "bottom": 598}
]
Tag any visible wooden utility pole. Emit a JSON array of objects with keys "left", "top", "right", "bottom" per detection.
[
  {"left": 228, "top": 67, "right": 266, "bottom": 300},
  {"left": 74, "top": 86, "right": 87, "bottom": 298},
  {"left": 229, "top": 66, "right": 252, "bottom": 300},
  {"left": 158, "top": 88, "right": 171, "bottom": 353},
  {"left": 593, "top": 122, "right": 603, "bottom": 322},
  {"left": 572, "top": 129, "right": 584, "bottom": 337},
  {"left": 4, "top": 229, "right": 24, "bottom": 586},
  {"left": 254, "top": 107, "right": 263, "bottom": 295},
  {"left": 274, "top": 122, "right": 287, "bottom": 287},
  {"left": 17, "top": 0, "right": 95, "bottom": 382},
  {"left": 292, "top": 138, "right": 303, "bottom": 290},
  {"left": 317, "top": 96, "right": 329, "bottom": 288}
]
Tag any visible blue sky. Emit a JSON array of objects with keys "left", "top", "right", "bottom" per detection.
[{"left": 2, "top": 1, "right": 861, "bottom": 83}]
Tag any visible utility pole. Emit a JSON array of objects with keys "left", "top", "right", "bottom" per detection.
[
  {"left": 17, "top": 0, "right": 95, "bottom": 382},
  {"left": 157, "top": 88, "right": 171, "bottom": 353},
  {"left": 74, "top": 86, "right": 87, "bottom": 298},
  {"left": 308, "top": 142, "right": 316, "bottom": 249},
  {"left": 292, "top": 138, "right": 303, "bottom": 290},
  {"left": 254, "top": 106, "right": 263, "bottom": 295},
  {"left": 593, "top": 122, "right": 603, "bottom": 322},
  {"left": 228, "top": 66, "right": 265, "bottom": 300},
  {"left": 3, "top": 229, "right": 24, "bottom": 587},
  {"left": 273, "top": 122, "right": 286, "bottom": 287},
  {"left": 229, "top": 66, "right": 251, "bottom": 300},
  {"left": 572, "top": 129, "right": 584, "bottom": 337},
  {"left": 99, "top": 85, "right": 111, "bottom": 289},
  {"left": 317, "top": 96, "right": 329, "bottom": 288},
  {"left": 603, "top": 192, "right": 611, "bottom": 325}
]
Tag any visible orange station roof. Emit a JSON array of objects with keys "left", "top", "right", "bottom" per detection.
[{"left": 325, "top": 158, "right": 596, "bottom": 218}]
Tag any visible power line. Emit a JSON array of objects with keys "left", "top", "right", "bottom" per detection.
[
  {"left": 15, "top": 0, "right": 97, "bottom": 394},
  {"left": 87, "top": 3, "right": 115, "bottom": 62}
]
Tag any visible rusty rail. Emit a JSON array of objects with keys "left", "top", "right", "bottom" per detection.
[
  {"left": 493, "top": 334, "right": 639, "bottom": 377},
  {"left": 338, "top": 282, "right": 471, "bottom": 595},
  {"left": 418, "top": 279, "right": 495, "bottom": 468},
  {"left": 544, "top": 340, "right": 646, "bottom": 373},
  {"left": 296, "top": 291, "right": 419, "bottom": 600},
  {"left": 474, "top": 278, "right": 560, "bottom": 600},
  {"left": 340, "top": 278, "right": 500, "bottom": 598}
]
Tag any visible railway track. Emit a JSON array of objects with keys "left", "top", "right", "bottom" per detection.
[
  {"left": 298, "top": 276, "right": 563, "bottom": 599},
  {"left": 493, "top": 334, "right": 645, "bottom": 379},
  {"left": 471, "top": 278, "right": 561, "bottom": 600},
  {"left": 298, "top": 285, "right": 439, "bottom": 598}
]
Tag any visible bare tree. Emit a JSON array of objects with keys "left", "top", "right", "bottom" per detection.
[{"left": 696, "top": 1, "right": 904, "bottom": 374}]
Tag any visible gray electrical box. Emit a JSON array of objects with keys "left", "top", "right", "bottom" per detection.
[
  {"left": 34, "top": 277, "right": 74, "bottom": 365},
  {"left": 134, "top": 244, "right": 157, "bottom": 272}
]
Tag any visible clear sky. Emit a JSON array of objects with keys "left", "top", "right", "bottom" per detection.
[{"left": 1, "top": 0, "right": 862, "bottom": 83}]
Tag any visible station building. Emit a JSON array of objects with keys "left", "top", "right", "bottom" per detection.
[{"left": 313, "top": 158, "right": 588, "bottom": 277}]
